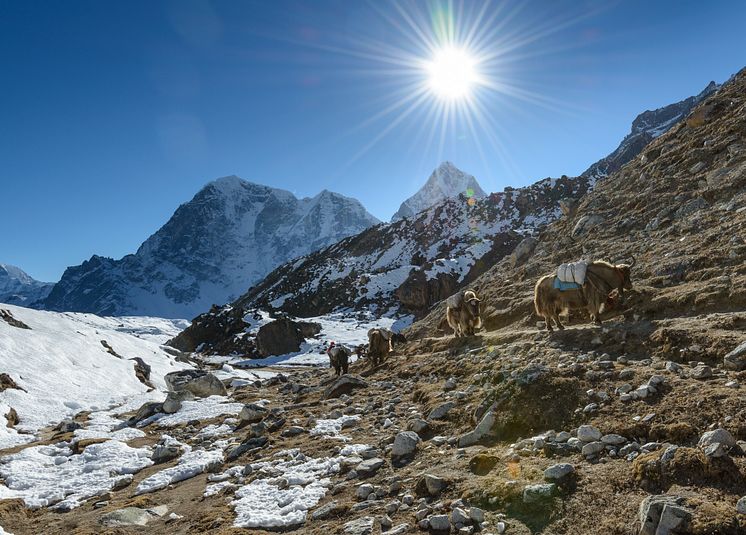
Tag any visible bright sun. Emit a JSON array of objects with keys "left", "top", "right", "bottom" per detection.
[{"left": 425, "top": 46, "right": 479, "bottom": 101}]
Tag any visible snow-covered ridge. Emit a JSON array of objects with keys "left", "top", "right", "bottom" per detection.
[
  {"left": 39, "top": 176, "right": 381, "bottom": 318},
  {"left": 391, "top": 161, "right": 486, "bottom": 221}
]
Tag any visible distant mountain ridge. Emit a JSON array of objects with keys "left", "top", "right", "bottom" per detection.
[
  {"left": 391, "top": 161, "right": 486, "bottom": 221},
  {"left": 39, "top": 176, "right": 380, "bottom": 318},
  {"left": 0, "top": 264, "right": 53, "bottom": 306}
]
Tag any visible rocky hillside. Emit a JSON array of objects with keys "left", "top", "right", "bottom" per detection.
[
  {"left": 0, "top": 264, "right": 53, "bottom": 306},
  {"left": 392, "top": 162, "right": 486, "bottom": 221},
  {"left": 230, "top": 81, "right": 717, "bottom": 320},
  {"left": 39, "top": 177, "right": 379, "bottom": 318}
]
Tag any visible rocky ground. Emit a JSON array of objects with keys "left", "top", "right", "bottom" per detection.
[{"left": 1, "top": 318, "right": 746, "bottom": 534}]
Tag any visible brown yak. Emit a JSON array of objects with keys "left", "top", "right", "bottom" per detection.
[
  {"left": 534, "top": 258, "right": 635, "bottom": 331},
  {"left": 366, "top": 328, "right": 406, "bottom": 367},
  {"left": 446, "top": 289, "right": 482, "bottom": 337}
]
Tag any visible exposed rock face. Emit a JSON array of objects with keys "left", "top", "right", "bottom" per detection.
[
  {"left": 233, "top": 84, "right": 714, "bottom": 319},
  {"left": 392, "top": 161, "right": 486, "bottom": 221},
  {"left": 39, "top": 177, "right": 379, "bottom": 318},
  {"left": 0, "top": 264, "right": 53, "bottom": 306},
  {"left": 166, "top": 305, "right": 254, "bottom": 356},
  {"left": 255, "top": 319, "right": 306, "bottom": 357}
]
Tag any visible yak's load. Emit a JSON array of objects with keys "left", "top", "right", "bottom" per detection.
[{"left": 554, "top": 261, "right": 587, "bottom": 291}]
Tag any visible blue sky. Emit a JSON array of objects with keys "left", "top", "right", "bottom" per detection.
[{"left": 1, "top": 0, "right": 745, "bottom": 282}]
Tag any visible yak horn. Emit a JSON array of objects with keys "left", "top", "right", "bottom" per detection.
[{"left": 628, "top": 255, "right": 637, "bottom": 268}]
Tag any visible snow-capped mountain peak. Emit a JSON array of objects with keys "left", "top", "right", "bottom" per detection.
[
  {"left": 40, "top": 176, "right": 380, "bottom": 318},
  {"left": 391, "top": 161, "right": 486, "bottom": 221},
  {"left": 0, "top": 264, "right": 53, "bottom": 306}
]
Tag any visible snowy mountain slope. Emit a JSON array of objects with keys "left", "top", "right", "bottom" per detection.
[
  {"left": 391, "top": 161, "right": 485, "bottom": 221},
  {"left": 0, "top": 303, "right": 189, "bottom": 449},
  {"left": 231, "top": 82, "right": 720, "bottom": 319},
  {"left": 0, "top": 264, "right": 53, "bottom": 306},
  {"left": 39, "top": 177, "right": 380, "bottom": 318}
]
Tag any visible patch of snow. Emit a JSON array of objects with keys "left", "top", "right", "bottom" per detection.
[
  {"left": 0, "top": 440, "right": 152, "bottom": 510},
  {"left": 310, "top": 415, "right": 360, "bottom": 441},
  {"left": 137, "top": 396, "right": 244, "bottom": 428},
  {"left": 135, "top": 447, "right": 224, "bottom": 495}
]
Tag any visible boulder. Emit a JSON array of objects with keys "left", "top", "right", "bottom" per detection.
[
  {"left": 239, "top": 403, "right": 268, "bottom": 423},
  {"left": 151, "top": 443, "right": 182, "bottom": 464},
  {"left": 577, "top": 425, "right": 602, "bottom": 442},
  {"left": 698, "top": 428, "right": 736, "bottom": 457},
  {"left": 428, "top": 402, "right": 456, "bottom": 421},
  {"left": 415, "top": 474, "right": 449, "bottom": 497},
  {"left": 356, "top": 458, "right": 385, "bottom": 478},
  {"left": 256, "top": 318, "right": 305, "bottom": 357},
  {"left": 523, "top": 483, "right": 556, "bottom": 504},
  {"left": 572, "top": 214, "right": 604, "bottom": 237},
  {"left": 543, "top": 463, "right": 575, "bottom": 482},
  {"left": 391, "top": 431, "right": 420, "bottom": 466},
  {"left": 164, "top": 370, "right": 227, "bottom": 397},
  {"left": 162, "top": 390, "right": 194, "bottom": 414},
  {"left": 427, "top": 515, "right": 450, "bottom": 532},
  {"left": 638, "top": 495, "right": 691, "bottom": 535},
  {"left": 457, "top": 410, "right": 496, "bottom": 447},
  {"left": 324, "top": 375, "right": 369, "bottom": 399},
  {"left": 100, "top": 507, "right": 158, "bottom": 527},
  {"left": 344, "top": 516, "right": 376, "bottom": 535},
  {"left": 724, "top": 341, "right": 746, "bottom": 371}
]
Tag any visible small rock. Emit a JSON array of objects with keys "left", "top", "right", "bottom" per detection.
[
  {"left": 357, "top": 458, "right": 385, "bottom": 478},
  {"left": 601, "top": 434, "right": 627, "bottom": 446},
  {"left": 325, "top": 375, "right": 369, "bottom": 399},
  {"left": 415, "top": 474, "right": 449, "bottom": 497},
  {"left": 162, "top": 390, "right": 194, "bottom": 414},
  {"left": 724, "top": 341, "right": 746, "bottom": 371},
  {"left": 737, "top": 496, "right": 746, "bottom": 515},
  {"left": 451, "top": 507, "right": 471, "bottom": 525},
  {"left": 576, "top": 425, "right": 601, "bottom": 442},
  {"left": 239, "top": 403, "right": 268, "bottom": 423},
  {"left": 391, "top": 431, "right": 420, "bottom": 466},
  {"left": 544, "top": 463, "right": 575, "bottom": 482},
  {"left": 428, "top": 402, "right": 456, "bottom": 420},
  {"left": 581, "top": 441, "right": 605, "bottom": 456},
  {"left": 427, "top": 514, "right": 451, "bottom": 532},
  {"left": 344, "top": 516, "right": 376, "bottom": 535},
  {"left": 382, "top": 524, "right": 410, "bottom": 535},
  {"left": 523, "top": 483, "right": 556, "bottom": 503},
  {"left": 100, "top": 507, "right": 157, "bottom": 527},
  {"left": 691, "top": 365, "right": 712, "bottom": 380}
]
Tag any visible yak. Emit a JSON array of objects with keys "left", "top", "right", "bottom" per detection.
[
  {"left": 446, "top": 289, "right": 482, "bottom": 337},
  {"left": 326, "top": 342, "right": 351, "bottom": 376},
  {"left": 534, "top": 258, "right": 635, "bottom": 332},
  {"left": 366, "top": 328, "right": 406, "bottom": 367}
]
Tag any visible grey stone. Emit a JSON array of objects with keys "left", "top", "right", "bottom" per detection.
[
  {"left": 699, "top": 428, "right": 736, "bottom": 450},
  {"left": 737, "top": 496, "right": 746, "bottom": 515},
  {"left": 415, "top": 474, "right": 449, "bottom": 497},
  {"left": 724, "top": 341, "right": 746, "bottom": 371},
  {"left": 100, "top": 507, "right": 157, "bottom": 527},
  {"left": 408, "top": 418, "right": 430, "bottom": 435},
  {"left": 428, "top": 402, "right": 456, "bottom": 421},
  {"left": 356, "top": 483, "right": 375, "bottom": 500},
  {"left": 639, "top": 495, "right": 691, "bottom": 535},
  {"left": 311, "top": 501, "right": 341, "bottom": 520},
  {"left": 601, "top": 434, "right": 627, "bottom": 446},
  {"left": 543, "top": 463, "right": 575, "bottom": 482},
  {"left": 391, "top": 431, "right": 420, "bottom": 465},
  {"left": 690, "top": 365, "right": 712, "bottom": 380},
  {"left": 344, "top": 516, "right": 376, "bottom": 535},
  {"left": 468, "top": 507, "right": 485, "bottom": 524},
  {"left": 325, "top": 375, "right": 369, "bottom": 399},
  {"left": 162, "top": 389, "right": 194, "bottom": 414},
  {"left": 576, "top": 425, "right": 602, "bottom": 442},
  {"left": 427, "top": 514, "right": 451, "bottom": 531},
  {"left": 457, "top": 410, "right": 496, "bottom": 447},
  {"left": 451, "top": 507, "right": 471, "bottom": 525},
  {"left": 164, "top": 370, "right": 227, "bottom": 397},
  {"left": 523, "top": 483, "right": 556, "bottom": 504},
  {"left": 357, "top": 458, "right": 385, "bottom": 478},
  {"left": 511, "top": 237, "right": 538, "bottom": 267},
  {"left": 581, "top": 441, "right": 605, "bottom": 456},
  {"left": 151, "top": 443, "right": 182, "bottom": 464},
  {"left": 239, "top": 403, "right": 268, "bottom": 423},
  {"left": 382, "top": 524, "right": 410, "bottom": 535}
]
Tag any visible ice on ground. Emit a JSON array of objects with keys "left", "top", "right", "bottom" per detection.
[
  {"left": 0, "top": 440, "right": 152, "bottom": 510},
  {"left": 135, "top": 448, "right": 224, "bottom": 495},
  {"left": 232, "top": 445, "right": 370, "bottom": 529},
  {"left": 137, "top": 396, "right": 244, "bottom": 428},
  {"left": 196, "top": 423, "right": 234, "bottom": 439},
  {"left": 0, "top": 303, "right": 190, "bottom": 446},
  {"left": 310, "top": 415, "right": 360, "bottom": 441},
  {"left": 0, "top": 526, "right": 14, "bottom": 535}
]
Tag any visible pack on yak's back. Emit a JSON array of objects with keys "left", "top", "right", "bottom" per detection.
[
  {"left": 446, "top": 291, "right": 464, "bottom": 309},
  {"left": 557, "top": 261, "right": 588, "bottom": 284}
]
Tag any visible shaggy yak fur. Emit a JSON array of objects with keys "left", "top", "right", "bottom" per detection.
[
  {"left": 446, "top": 289, "right": 482, "bottom": 337},
  {"left": 366, "top": 328, "right": 406, "bottom": 367},
  {"left": 327, "top": 342, "right": 351, "bottom": 376},
  {"left": 534, "top": 258, "right": 635, "bottom": 332}
]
